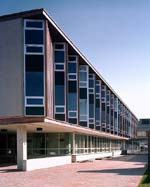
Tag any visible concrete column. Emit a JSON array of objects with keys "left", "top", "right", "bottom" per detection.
[
  {"left": 72, "top": 133, "right": 76, "bottom": 162},
  {"left": 72, "top": 133, "right": 76, "bottom": 154},
  {"left": 110, "top": 140, "right": 112, "bottom": 152},
  {"left": 17, "top": 126, "right": 27, "bottom": 171}
]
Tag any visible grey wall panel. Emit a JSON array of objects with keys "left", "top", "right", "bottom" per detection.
[{"left": 0, "top": 18, "right": 24, "bottom": 117}]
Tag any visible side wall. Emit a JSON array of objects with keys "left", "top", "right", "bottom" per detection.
[{"left": 0, "top": 18, "right": 24, "bottom": 117}]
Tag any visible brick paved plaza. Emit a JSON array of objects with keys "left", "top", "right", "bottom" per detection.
[{"left": 0, "top": 155, "right": 147, "bottom": 187}]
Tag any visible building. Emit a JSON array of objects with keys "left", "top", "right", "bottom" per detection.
[
  {"left": 0, "top": 9, "right": 138, "bottom": 171},
  {"left": 136, "top": 119, "right": 150, "bottom": 151}
]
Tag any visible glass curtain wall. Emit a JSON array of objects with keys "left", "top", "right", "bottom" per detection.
[
  {"left": 24, "top": 19, "right": 45, "bottom": 116},
  {"left": 67, "top": 56, "right": 78, "bottom": 124},
  {"left": 88, "top": 73, "right": 95, "bottom": 129},
  {"left": 54, "top": 43, "right": 66, "bottom": 121},
  {"left": 74, "top": 134, "right": 122, "bottom": 154},
  {"left": 27, "top": 133, "right": 70, "bottom": 158},
  {"left": 110, "top": 94, "right": 114, "bottom": 134},
  {"left": 79, "top": 65, "right": 89, "bottom": 127},
  {"left": 95, "top": 80, "right": 101, "bottom": 130},
  {"left": 106, "top": 89, "right": 110, "bottom": 133},
  {"left": 114, "top": 97, "right": 118, "bottom": 135},
  {"left": 101, "top": 84, "right": 106, "bottom": 131}
]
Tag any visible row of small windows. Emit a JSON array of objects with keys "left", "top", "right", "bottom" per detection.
[
  {"left": 23, "top": 20, "right": 137, "bottom": 137},
  {"left": 24, "top": 20, "right": 45, "bottom": 116},
  {"left": 53, "top": 42, "right": 135, "bottom": 136}
]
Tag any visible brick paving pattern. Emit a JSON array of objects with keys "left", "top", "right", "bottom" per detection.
[{"left": 0, "top": 155, "right": 147, "bottom": 187}]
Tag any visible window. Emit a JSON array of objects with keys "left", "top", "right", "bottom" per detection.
[
  {"left": 54, "top": 43, "right": 66, "bottom": 120},
  {"left": 26, "top": 46, "right": 43, "bottom": 53},
  {"left": 25, "top": 21, "right": 43, "bottom": 28},
  {"left": 26, "top": 107, "right": 44, "bottom": 116},
  {"left": 55, "top": 106, "right": 65, "bottom": 113},
  {"left": 55, "top": 85, "right": 65, "bottom": 105},
  {"left": 54, "top": 51, "right": 65, "bottom": 63},
  {"left": 25, "top": 30, "right": 43, "bottom": 45},
  {"left": 79, "top": 71, "right": 87, "bottom": 82},
  {"left": 26, "top": 98, "right": 43, "bottom": 105},
  {"left": 68, "top": 93, "right": 77, "bottom": 110},
  {"left": 68, "top": 81, "right": 77, "bottom": 92},
  {"left": 55, "top": 72, "right": 64, "bottom": 85},
  {"left": 68, "top": 111, "right": 77, "bottom": 118},
  {"left": 24, "top": 20, "right": 45, "bottom": 116},
  {"left": 68, "top": 63, "right": 76, "bottom": 73},
  {"left": 80, "top": 88, "right": 87, "bottom": 99},
  {"left": 80, "top": 99, "right": 87, "bottom": 115}
]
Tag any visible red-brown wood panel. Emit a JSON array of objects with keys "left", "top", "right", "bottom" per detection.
[{"left": 45, "top": 20, "right": 54, "bottom": 118}]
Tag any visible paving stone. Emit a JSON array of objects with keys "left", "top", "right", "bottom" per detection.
[{"left": 0, "top": 155, "right": 147, "bottom": 187}]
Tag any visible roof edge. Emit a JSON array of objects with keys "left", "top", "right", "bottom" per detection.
[{"left": 0, "top": 8, "right": 44, "bottom": 22}]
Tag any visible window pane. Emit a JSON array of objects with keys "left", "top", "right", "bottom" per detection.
[
  {"left": 26, "top": 46, "right": 43, "bottom": 53},
  {"left": 55, "top": 85, "right": 65, "bottom": 105},
  {"left": 26, "top": 72, "right": 44, "bottom": 96},
  {"left": 96, "top": 85, "right": 100, "bottom": 93},
  {"left": 26, "top": 21, "right": 43, "bottom": 28},
  {"left": 79, "top": 72, "right": 87, "bottom": 81},
  {"left": 80, "top": 88, "right": 87, "bottom": 99},
  {"left": 89, "top": 104, "right": 94, "bottom": 117},
  {"left": 102, "top": 91, "right": 105, "bottom": 97},
  {"left": 89, "top": 79, "right": 94, "bottom": 88},
  {"left": 69, "top": 118, "right": 77, "bottom": 124},
  {"left": 55, "top": 64, "right": 64, "bottom": 70},
  {"left": 68, "top": 93, "right": 77, "bottom": 110},
  {"left": 68, "top": 63, "right": 76, "bottom": 73},
  {"left": 26, "top": 55, "right": 43, "bottom": 72},
  {"left": 55, "top": 114, "right": 65, "bottom": 121},
  {"left": 25, "top": 30, "right": 43, "bottom": 44},
  {"left": 80, "top": 99, "right": 87, "bottom": 115},
  {"left": 69, "top": 112, "right": 77, "bottom": 117},
  {"left": 68, "top": 56, "right": 76, "bottom": 61},
  {"left": 27, "top": 98, "right": 43, "bottom": 105},
  {"left": 80, "top": 121, "right": 87, "bottom": 127},
  {"left": 56, "top": 107, "right": 64, "bottom": 113},
  {"left": 55, "top": 72, "right": 64, "bottom": 85},
  {"left": 89, "top": 94, "right": 94, "bottom": 104},
  {"left": 26, "top": 107, "right": 44, "bottom": 115},
  {"left": 68, "top": 74, "right": 76, "bottom": 80},
  {"left": 55, "top": 44, "right": 64, "bottom": 50},
  {"left": 68, "top": 81, "right": 77, "bottom": 93},
  {"left": 96, "top": 108, "right": 100, "bottom": 120},
  {"left": 96, "top": 99, "right": 100, "bottom": 107},
  {"left": 55, "top": 51, "right": 64, "bottom": 63}
]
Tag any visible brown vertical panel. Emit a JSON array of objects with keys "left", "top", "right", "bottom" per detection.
[{"left": 45, "top": 20, "right": 54, "bottom": 118}]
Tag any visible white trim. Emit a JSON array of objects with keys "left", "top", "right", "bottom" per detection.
[
  {"left": 23, "top": 19, "right": 45, "bottom": 116},
  {"left": 24, "top": 19, "right": 44, "bottom": 30}
]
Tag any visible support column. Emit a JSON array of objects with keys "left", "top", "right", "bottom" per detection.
[
  {"left": 17, "top": 126, "right": 27, "bottom": 171},
  {"left": 72, "top": 133, "right": 76, "bottom": 162}
]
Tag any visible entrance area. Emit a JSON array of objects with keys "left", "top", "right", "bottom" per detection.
[{"left": 0, "top": 133, "right": 17, "bottom": 163}]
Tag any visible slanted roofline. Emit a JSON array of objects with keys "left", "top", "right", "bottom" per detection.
[
  {"left": 0, "top": 8, "right": 138, "bottom": 120},
  {"left": 0, "top": 8, "right": 44, "bottom": 22}
]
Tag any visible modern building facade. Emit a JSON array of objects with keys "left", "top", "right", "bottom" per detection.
[
  {"left": 136, "top": 119, "right": 150, "bottom": 151},
  {"left": 0, "top": 9, "right": 138, "bottom": 171}
]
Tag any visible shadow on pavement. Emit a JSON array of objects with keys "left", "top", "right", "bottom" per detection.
[
  {"left": 0, "top": 164, "right": 21, "bottom": 173},
  {"left": 78, "top": 167, "right": 146, "bottom": 176},
  {"left": 110, "top": 155, "right": 147, "bottom": 163}
]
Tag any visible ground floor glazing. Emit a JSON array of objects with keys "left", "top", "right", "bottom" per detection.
[{"left": 0, "top": 132, "right": 124, "bottom": 161}]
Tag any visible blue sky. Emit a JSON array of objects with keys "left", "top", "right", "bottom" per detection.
[{"left": 0, "top": 0, "right": 150, "bottom": 118}]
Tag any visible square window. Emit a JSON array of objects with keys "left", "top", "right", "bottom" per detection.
[{"left": 25, "top": 30, "right": 43, "bottom": 44}]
